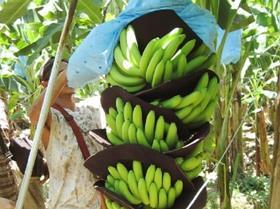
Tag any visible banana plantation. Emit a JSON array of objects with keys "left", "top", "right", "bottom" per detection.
[{"left": 0, "top": 0, "right": 279, "bottom": 209}]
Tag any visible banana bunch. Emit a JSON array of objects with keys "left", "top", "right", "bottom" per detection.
[
  {"left": 105, "top": 97, "right": 183, "bottom": 151},
  {"left": 175, "top": 129, "right": 216, "bottom": 180},
  {"left": 151, "top": 73, "right": 219, "bottom": 126},
  {"left": 107, "top": 25, "right": 146, "bottom": 93},
  {"left": 107, "top": 25, "right": 217, "bottom": 92},
  {"left": 104, "top": 160, "right": 184, "bottom": 208}
]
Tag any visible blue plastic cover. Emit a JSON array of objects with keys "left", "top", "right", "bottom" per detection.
[{"left": 68, "top": 0, "right": 241, "bottom": 88}]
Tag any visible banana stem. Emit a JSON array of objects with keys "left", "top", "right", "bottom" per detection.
[{"left": 15, "top": 1, "right": 78, "bottom": 208}]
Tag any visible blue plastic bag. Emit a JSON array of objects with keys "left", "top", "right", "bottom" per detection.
[{"left": 68, "top": 0, "right": 241, "bottom": 88}]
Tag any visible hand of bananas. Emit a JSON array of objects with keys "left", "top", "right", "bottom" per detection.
[
  {"left": 105, "top": 97, "right": 184, "bottom": 151},
  {"left": 104, "top": 160, "right": 184, "bottom": 208},
  {"left": 150, "top": 72, "right": 219, "bottom": 126},
  {"left": 106, "top": 25, "right": 217, "bottom": 92},
  {"left": 175, "top": 130, "right": 216, "bottom": 180}
]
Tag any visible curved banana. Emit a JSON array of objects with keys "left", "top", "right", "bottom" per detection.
[
  {"left": 133, "top": 105, "right": 143, "bottom": 129},
  {"left": 151, "top": 60, "right": 165, "bottom": 87},
  {"left": 149, "top": 182, "right": 158, "bottom": 208},
  {"left": 155, "top": 116, "right": 165, "bottom": 140},
  {"left": 165, "top": 123, "right": 179, "bottom": 149},
  {"left": 174, "top": 180, "right": 183, "bottom": 197},
  {"left": 133, "top": 160, "right": 143, "bottom": 181},
  {"left": 136, "top": 128, "right": 151, "bottom": 148},
  {"left": 117, "top": 162, "right": 129, "bottom": 183},
  {"left": 154, "top": 167, "right": 163, "bottom": 189},
  {"left": 119, "top": 180, "right": 141, "bottom": 205},
  {"left": 128, "top": 123, "right": 138, "bottom": 144},
  {"left": 145, "top": 164, "right": 156, "bottom": 189},
  {"left": 138, "top": 178, "right": 150, "bottom": 205},
  {"left": 145, "top": 48, "right": 164, "bottom": 83},
  {"left": 128, "top": 170, "right": 140, "bottom": 198},
  {"left": 184, "top": 55, "right": 208, "bottom": 74},
  {"left": 140, "top": 38, "right": 159, "bottom": 75},
  {"left": 158, "top": 188, "right": 168, "bottom": 209},
  {"left": 162, "top": 172, "right": 171, "bottom": 191},
  {"left": 124, "top": 102, "right": 133, "bottom": 121},
  {"left": 144, "top": 110, "right": 156, "bottom": 143},
  {"left": 160, "top": 95, "right": 182, "bottom": 109},
  {"left": 163, "top": 60, "right": 173, "bottom": 82}
]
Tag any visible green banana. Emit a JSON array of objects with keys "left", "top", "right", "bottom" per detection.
[
  {"left": 176, "top": 91, "right": 201, "bottom": 109},
  {"left": 189, "top": 141, "right": 204, "bottom": 158},
  {"left": 138, "top": 178, "right": 150, "bottom": 205},
  {"left": 112, "top": 201, "right": 122, "bottom": 209},
  {"left": 155, "top": 116, "right": 165, "bottom": 140},
  {"left": 132, "top": 105, "right": 143, "bottom": 129},
  {"left": 116, "top": 97, "right": 124, "bottom": 113},
  {"left": 140, "top": 38, "right": 159, "bottom": 75},
  {"left": 136, "top": 128, "right": 151, "bottom": 148},
  {"left": 105, "top": 198, "right": 114, "bottom": 209},
  {"left": 114, "top": 179, "right": 121, "bottom": 195},
  {"left": 180, "top": 156, "right": 202, "bottom": 171},
  {"left": 128, "top": 123, "right": 138, "bottom": 144},
  {"left": 114, "top": 46, "right": 133, "bottom": 72},
  {"left": 149, "top": 182, "right": 158, "bottom": 208},
  {"left": 175, "top": 105, "right": 194, "bottom": 120},
  {"left": 200, "top": 53, "right": 217, "bottom": 69},
  {"left": 106, "top": 174, "right": 115, "bottom": 186},
  {"left": 195, "top": 99, "right": 217, "bottom": 122},
  {"left": 108, "top": 166, "right": 121, "bottom": 179},
  {"left": 124, "top": 102, "right": 133, "bottom": 121},
  {"left": 167, "top": 187, "right": 176, "bottom": 208},
  {"left": 145, "top": 164, "right": 156, "bottom": 189},
  {"left": 119, "top": 28, "right": 129, "bottom": 59},
  {"left": 174, "top": 180, "right": 183, "bottom": 197},
  {"left": 185, "top": 164, "right": 203, "bottom": 180},
  {"left": 126, "top": 25, "right": 141, "bottom": 66},
  {"left": 116, "top": 113, "right": 124, "bottom": 138},
  {"left": 106, "top": 74, "right": 145, "bottom": 93},
  {"left": 107, "top": 130, "right": 124, "bottom": 145},
  {"left": 154, "top": 167, "right": 163, "bottom": 189},
  {"left": 121, "top": 120, "right": 130, "bottom": 142},
  {"left": 182, "top": 89, "right": 207, "bottom": 124},
  {"left": 163, "top": 60, "right": 173, "bottom": 82},
  {"left": 145, "top": 48, "right": 164, "bottom": 83},
  {"left": 159, "top": 28, "right": 183, "bottom": 49},
  {"left": 162, "top": 172, "right": 171, "bottom": 191},
  {"left": 109, "top": 65, "right": 144, "bottom": 86},
  {"left": 144, "top": 110, "right": 156, "bottom": 143},
  {"left": 176, "top": 54, "right": 188, "bottom": 78},
  {"left": 184, "top": 55, "right": 208, "bottom": 74},
  {"left": 160, "top": 95, "right": 182, "bottom": 109},
  {"left": 119, "top": 180, "right": 141, "bottom": 205},
  {"left": 108, "top": 107, "right": 118, "bottom": 119},
  {"left": 133, "top": 160, "right": 143, "bottom": 181},
  {"left": 158, "top": 188, "right": 168, "bottom": 209},
  {"left": 195, "top": 73, "right": 209, "bottom": 91},
  {"left": 151, "top": 60, "right": 165, "bottom": 87},
  {"left": 162, "top": 34, "right": 186, "bottom": 60},
  {"left": 165, "top": 122, "right": 179, "bottom": 149},
  {"left": 171, "top": 39, "right": 196, "bottom": 63},
  {"left": 152, "top": 140, "right": 161, "bottom": 152},
  {"left": 175, "top": 157, "right": 184, "bottom": 165},
  {"left": 189, "top": 43, "right": 210, "bottom": 58},
  {"left": 117, "top": 162, "right": 129, "bottom": 183},
  {"left": 106, "top": 114, "right": 117, "bottom": 134},
  {"left": 159, "top": 140, "right": 169, "bottom": 152},
  {"left": 127, "top": 170, "right": 140, "bottom": 198}
]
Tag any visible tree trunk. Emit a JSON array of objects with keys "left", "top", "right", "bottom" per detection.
[
  {"left": 256, "top": 110, "right": 271, "bottom": 175},
  {"left": 270, "top": 70, "right": 280, "bottom": 209},
  {"left": 230, "top": 88, "right": 244, "bottom": 174},
  {"left": 255, "top": 113, "right": 262, "bottom": 176}
]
